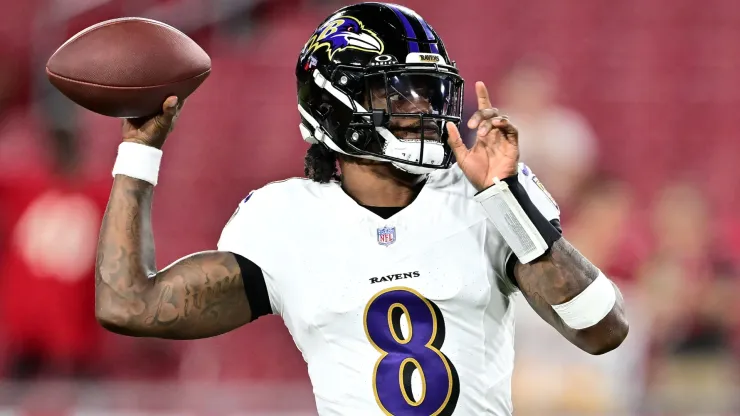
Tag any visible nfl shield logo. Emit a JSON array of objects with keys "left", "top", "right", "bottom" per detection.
[{"left": 377, "top": 226, "right": 396, "bottom": 246}]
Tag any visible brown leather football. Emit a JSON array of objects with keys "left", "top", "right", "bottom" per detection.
[{"left": 46, "top": 17, "right": 211, "bottom": 118}]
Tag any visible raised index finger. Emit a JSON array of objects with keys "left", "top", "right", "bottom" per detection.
[{"left": 476, "top": 81, "right": 492, "bottom": 110}]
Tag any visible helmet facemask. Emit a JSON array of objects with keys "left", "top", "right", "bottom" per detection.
[{"left": 305, "top": 62, "right": 464, "bottom": 175}]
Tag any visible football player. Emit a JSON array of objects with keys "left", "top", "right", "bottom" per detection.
[{"left": 95, "top": 3, "right": 628, "bottom": 415}]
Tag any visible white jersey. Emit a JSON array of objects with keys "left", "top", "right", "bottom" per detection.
[{"left": 218, "top": 163, "right": 560, "bottom": 416}]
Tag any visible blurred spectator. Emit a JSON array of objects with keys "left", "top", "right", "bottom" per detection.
[
  {"left": 563, "top": 174, "right": 650, "bottom": 284},
  {"left": 0, "top": 127, "right": 108, "bottom": 380},
  {"left": 512, "top": 176, "right": 648, "bottom": 415},
  {"left": 636, "top": 181, "right": 740, "bottom": 413},
  {"left": 512, "top": 285, "right": 650, "bottom": 415},
  {"left": 496, "top": 57, "right": 598, "bottom": 209},
  {"left": 564, "top": 175, "right": 634, "bottom": 273}
]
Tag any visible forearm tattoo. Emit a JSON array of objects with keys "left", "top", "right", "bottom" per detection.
[
  {"left": 513, "top": 239, "right": 627, "bottom": 353},
  {"left": 514, "top": 239, "right": 599, "bottom": 306},
  {"left": 95, "top": 176, "right": 250, "bottom": 339}
]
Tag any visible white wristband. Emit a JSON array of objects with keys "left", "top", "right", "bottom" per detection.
[
  {"left": 551, "top": 271, "right": 617, "bottom": 330},
  {"left": 112, "top": 142, "right": 163, "bottom": 186}
]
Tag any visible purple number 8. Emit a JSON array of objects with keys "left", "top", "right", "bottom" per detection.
[{"left": 364, "top": 287, "right": 459, "bottom": 415}]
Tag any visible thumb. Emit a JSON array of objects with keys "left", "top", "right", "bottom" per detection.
[
  {"left": 150, "top": 96, "right": 180, "bottom": 135},
  {"left": 159, "top": 96, "right": 179, "bottom": 123},
  {"left": 446, "top": 122, "right": 468, "bottom": 162}
]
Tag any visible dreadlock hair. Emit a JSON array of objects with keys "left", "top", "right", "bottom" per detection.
[{"left": 304, "top": 142, "right": 340, "bottom": 183}]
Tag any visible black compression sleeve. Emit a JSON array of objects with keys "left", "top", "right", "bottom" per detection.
[
  {"left": 231, "top": 252, "right": 272, "bottom": 320},
  {"left": 499, "top": 175, "right": 562, "bottom": 246},
  {"left": 494, "top": 174, "right": 563, "bottom": 287},
  {"left": 505, "top": 218, "right": 562, "bottom": 288},
  {"left": 477, "top": 174, "right": 564, "bottom": 288}
]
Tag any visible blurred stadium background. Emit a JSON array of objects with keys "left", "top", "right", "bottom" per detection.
[{"left": 1, "top": 0, "right": 739, "bottom": 414}]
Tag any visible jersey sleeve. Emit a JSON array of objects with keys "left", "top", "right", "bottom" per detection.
[
  {"left": 217, "top": 189, "right": 284, "bottom": 316},
  {"left": 517, "top": 163, "right": 560, "bottom": 222},
  {"left": 495, "top": 163, "right": 562, "bottom": 293}
]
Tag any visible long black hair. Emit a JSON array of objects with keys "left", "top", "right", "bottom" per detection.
[{"left": 304, "top": 143, "right": 340, "bottom": 183}]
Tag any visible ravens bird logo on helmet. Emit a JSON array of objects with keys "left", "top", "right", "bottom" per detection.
[{"left": 302, "top": 16, "right": 384, "bottom": 61}]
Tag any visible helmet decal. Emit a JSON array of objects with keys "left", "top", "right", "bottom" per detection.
[
  {"left": 302, "top": 16, "right": 384, "bottom": 61},
  {"left": 385, "top": 4, "right": 420, "bottom": 53}
]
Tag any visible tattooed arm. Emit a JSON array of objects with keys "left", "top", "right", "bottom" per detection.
[
  {"left": 95, "top": 97, "right": 254, "bottom": 340},
  {"left": 95, "top": 176, "right": 252, "bottom": 339},
  {"left": 513, "top": 239, "right": 629, "bottom": 355}
]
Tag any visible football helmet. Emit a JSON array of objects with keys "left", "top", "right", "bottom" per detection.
[{"left": 296, "top": 2, "right": 464, "bottom": 175}]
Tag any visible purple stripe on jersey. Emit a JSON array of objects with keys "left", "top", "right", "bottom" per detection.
[{"left": 386, "top": 4, "right": 420, "bottom": 52}]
